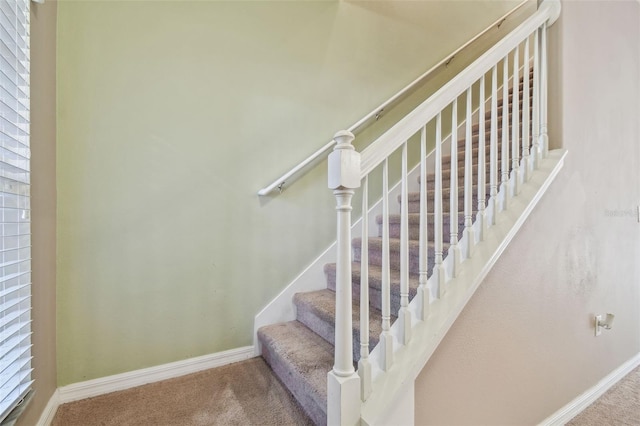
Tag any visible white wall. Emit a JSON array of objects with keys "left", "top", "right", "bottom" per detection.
[{"left": 414, "top": 1, "right": 640, "bottom": 424}]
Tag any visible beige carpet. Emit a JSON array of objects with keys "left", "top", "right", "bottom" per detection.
[
  {"left": 567, "top": 365, "right": 640, "bottom": 425},
  {"left": 50, "top": 358, "right": 640, "bottom": 425},
  {"left": 51, "top": 357, "right": 313, "bottom": 426}
]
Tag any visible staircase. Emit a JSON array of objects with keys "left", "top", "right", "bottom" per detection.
[
  {"left": 259, "top": 74, "right": 533, "bottom": 425},
  {"left": 256, "top": 1, "right": 563, "bottom": 424}
]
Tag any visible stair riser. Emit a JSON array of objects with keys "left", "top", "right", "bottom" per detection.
[
  {"left": 406, "top": 194, "right": 488, "bottom": 215},
  {"left": 325, "top": 267, "right": 420, "bottom": 315},
  {"left": 478, "top": 115, "right": 533, "bottom": 131},
  {"left": 471, "top": 120, "right": 506, "bottom": 134},
  {"left": 295, "top": 304, "right": 378, "bottom": 365},
  {"left": 498, "top": 94, "right": 534, "bottom": 103},
  {"left": 455, "top": 131, "right": 533, "bottom": 149},
  {"left": 506, "top": 88, "right": 534, "bottom": 100},
  {"left": 445, "top": 154, "right": 535, "bottom": 176},
  {"left": 424, "top": 167, "right": 492, "bottom": 185},
  {"left": 408, "top": 184, "right": 491, "bottom": 207},
  {"left": 327, "top": 276, "right": 401, "bottom": 318},
  {"left": 490, "top": 106, "right": 534, "bottom": 122},
  {"left": 450, "top": 130, "right": 535, "bottom": 154},
  {"left": 500, "top": 93, "right": 534, "bottom": 103},
  {"left": 426, "top": 148, "right": 534, "bottom": 178},
  {"left": 476, "top": 108, "right": 535, "bottom": 131},
  {"left": 353, "top": 241, "right": 437, "bottom": 276},
  {"left": 387, "top": 214, "right": 469, "bottom": 240},
  {"left": 442, "top": 151, "right": 510, "bottom": 171}
]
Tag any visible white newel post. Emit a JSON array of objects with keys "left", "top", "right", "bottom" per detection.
[{"left": 327, "top": 130, "right": 362, "bottom": 426}]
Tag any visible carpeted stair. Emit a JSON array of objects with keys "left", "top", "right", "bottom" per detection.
[{"left": 258, "top": 70, "right": 534, "bottom": 425}]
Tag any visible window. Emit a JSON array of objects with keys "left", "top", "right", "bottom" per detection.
[{"left": 0, "top": 0, "right": 32, "bottom": 422}]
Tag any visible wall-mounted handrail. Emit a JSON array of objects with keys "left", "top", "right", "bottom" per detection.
[{"left": 257, "top": 0, "right": 531, "bottom": 196}]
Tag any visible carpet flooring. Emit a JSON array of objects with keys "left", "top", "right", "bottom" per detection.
[
  {"left": 567, "top": 365, "right": 640, "bottom": 426},
  {"left": 51, "top": 358, "right": 313, "bottom": 426},
  {"left": 51, "top": 360, "right": 639, "bottom": 425}
]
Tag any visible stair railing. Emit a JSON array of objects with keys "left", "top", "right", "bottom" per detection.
[{"left": 327, "top": 0, "right": 560, "bottom": 424}]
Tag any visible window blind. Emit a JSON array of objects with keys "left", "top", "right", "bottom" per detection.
[{"left": 0, "top": 0, "right": 32, "bottom": 422}]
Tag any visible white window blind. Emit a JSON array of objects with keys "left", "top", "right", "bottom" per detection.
[{"left": 0, "top": 0, "right": 32, "bottom": 422}]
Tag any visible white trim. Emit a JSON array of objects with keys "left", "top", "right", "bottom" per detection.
[
  {"left": 36, "top": 390, "right": 59, "bottom": 426},
  {"left": 538, "top": 352, "right": 640, "bottom": 426},
  {"left": 57, "top": 346, "right": 254, "bottom": 404},
  {"left": 372, "top": 382, "right": 414, "bottom": 426}
]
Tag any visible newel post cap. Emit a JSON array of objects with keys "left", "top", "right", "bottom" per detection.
[
  {"left": 328, "top": 131, "right": 361, "bottom": 190},
  {"left": 540, "top": 0, "right": 561, "bottom": 27}
]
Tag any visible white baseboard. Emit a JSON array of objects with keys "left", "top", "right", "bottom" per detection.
[
  {"left": 538, "top": 352, "right": 640, "bottom": 426},
  {"left": 57, "top": 346, "right": 254, "bottom": 404},
  {"left": 36, "top": 390, "right": 60, "bottom": 426}
]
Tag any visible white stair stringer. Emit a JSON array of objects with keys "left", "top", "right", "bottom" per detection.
[{"left": 361, "top": 149, "right": 568, "bottom": 426}]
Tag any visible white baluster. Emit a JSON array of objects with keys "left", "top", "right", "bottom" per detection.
[
  {"left": 327, "top": 130, "right": 361, "bottom": 426},
  {"left": 511, "top": 45, "right": 521, "bottom": 195},
  {"left": 399, "top": 142, "right": 411, "bottom": 345},
  {"left": 477, "top": 75, "right": 487, "bottom": 240},
  {"left": 379, "top": 158, "right": 393, "bottom": 371},
  {"left": 448, "top": 99, "right": 461, "bottom": 277},
  {"left": 418, "top": 126, "right": 429, "bottom": 320},
  {"left": 540, "top": 22, "right": 549, "bottom": 157},
  {"left": 501, "top": 55, "right": 511, "bottom": 210},
  {"left": 532, "top": 27, "right": 541, "bottom": 169},
  {"left": 489, "top": 64, "right": 499, "bottom": 224},
  {"left": 522, "top": 36, "right": 531, "bottom": 181},
  {"left": 463, "top": 87, "right": 475, "bottom": 258},
  {"left": 433, "top": 113, "right": 446, "bottom": 298},
  {"left": 358, "top": 175, "right": 371, "bottom": 402}
]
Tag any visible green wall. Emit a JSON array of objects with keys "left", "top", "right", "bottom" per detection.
[{"left": 57, "top": 0, "right": 523, "bottom": 385}]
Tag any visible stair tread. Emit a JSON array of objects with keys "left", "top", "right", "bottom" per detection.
[
  {"left": 352, "top": 235, "right": 449, "bottom": 250},
  {"left": 441, "top": 146, "right": 505, "bottom": 164},
  {"left": 424, "top": 166, "right": 494, "bottom": 182},
  {"left": 404, "top": 185, "right": 490, "bottom": 202},
  {"left": 294, "top": 289, "right": 386, "bottom": 350},
  {"left": 258, "top": 321, "right": 333, "bottom": 423},
  {"left": 324, "top": 261, "right": 420, "bottom": 295},
  {"left": 376, "top": 211, "right": 468, "bottom": 226}
]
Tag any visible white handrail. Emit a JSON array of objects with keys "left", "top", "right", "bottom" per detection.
[
  {"left": 257, "top": 0, "right": 530, "bottom": 196},
  {"left": 359, "top": 0, "right": 559, "bottom": 178}
]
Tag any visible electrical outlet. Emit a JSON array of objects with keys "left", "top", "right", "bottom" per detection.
[{"left": 595, "top": 315, "right": 602, "bottom": 336}]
